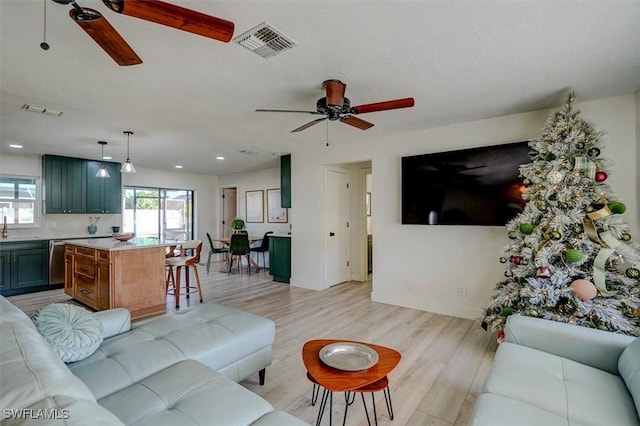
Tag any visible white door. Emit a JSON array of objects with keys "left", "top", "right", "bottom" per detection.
[
  {"left": 325, "top": 167, "right": 349, "bottom": 286},
  {"left": 221, "top": 187, "right": 237, "bottom": 239}
]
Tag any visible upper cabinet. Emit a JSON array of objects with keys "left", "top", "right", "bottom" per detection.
[
  {"left": 43, "top": 155, "right": 121, "bottom": 214},
  {"left": 280, "top": 154, "right": 291, "bottom": 208},
  {"left": 86, "top": 161, "right": 122, "bottom": 214},
  {"left": 43, "top": 155, "right": 87, "bottom": 214}
]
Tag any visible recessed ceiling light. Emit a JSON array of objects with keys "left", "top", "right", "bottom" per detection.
[
  {"left": 175, "top": 165, "right": 183, "bottom": 169},
  {"left": 9, "top": 144, "right": 23, "bottom": 149},
  {"left": 216, "top": 156, "right": 224, "bottom": 160}
]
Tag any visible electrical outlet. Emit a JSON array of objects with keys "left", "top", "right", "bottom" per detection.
[{"left": 455, "top": 286, "right": 467, "bottom": 297}]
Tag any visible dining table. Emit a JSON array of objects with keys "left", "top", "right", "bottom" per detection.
[{"left": 213, "top": 235, "right": 263, "bottom": 273}]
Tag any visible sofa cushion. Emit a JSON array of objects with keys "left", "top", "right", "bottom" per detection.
[
  {"left": 32, "top": 304, "right": 103, "bottom": 363},
  {"left": 469, "top": 393, "right": 570, "bottom": 426},
  {"left": 68, "top": 302, "right": 275, "bottom": 399},
  {"left": 485, "top": 342, "right": 639, "bottom": 426},
  {"left": 98, "top": 360, "right": 276, "bottom": 426},
  {"left": 619, "top": 337, "right": 640, "bottom": 416}
]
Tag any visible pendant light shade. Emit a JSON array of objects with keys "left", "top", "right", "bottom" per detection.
[
  {"left": 120, "top": 131, "right": 136, "bottom": 173},
  {"left": 96, "top": 141, "right": 110, "bottom": 178}
]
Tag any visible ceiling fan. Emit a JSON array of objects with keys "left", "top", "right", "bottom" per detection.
[
  {"left": 51, "top": 0, "right": 235, "bottom": 66},
  {"left": 256, "top": 79, "right": 415, "bottom": 133}
]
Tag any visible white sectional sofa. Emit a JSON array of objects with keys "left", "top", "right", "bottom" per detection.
[
  {"left": 470, "top": 315, "right": 640, "bottom": 426},
  {"left": 0, "top": 296, "right": 308, "bottom": 425}
]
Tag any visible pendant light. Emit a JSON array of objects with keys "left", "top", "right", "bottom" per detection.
[
  {"left": 96, "top": 141, "right": 110, "bottom": 178},
  {"left": 120, "top": 130, "right": 136, "bottom": 173}
]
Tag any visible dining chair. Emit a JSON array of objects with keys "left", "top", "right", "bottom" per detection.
[
  {"left": 228, "top": 233, "right": 251, "bottom": 275},
  {"left": 165, "top": 240, "right": 203, "bottom": 309},
  {"left": 250, "top": 231, "right": 273, "bottom": 270},
  {"left": 206, "top": 232, "right": 228, "bottom": 274}
]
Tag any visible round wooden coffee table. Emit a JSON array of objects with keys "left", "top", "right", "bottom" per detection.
[{"left": 302, "top": 339, "right": 401, "bottom": 425}]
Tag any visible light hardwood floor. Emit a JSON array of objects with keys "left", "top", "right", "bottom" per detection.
[{"left": 7, "top": 261, "right": 497, "bottom": 426}]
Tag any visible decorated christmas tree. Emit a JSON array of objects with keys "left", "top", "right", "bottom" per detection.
[{"left": 483, "top": 93, "right": 640, "bottom": 337}]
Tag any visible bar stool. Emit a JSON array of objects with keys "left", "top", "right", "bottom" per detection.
[{"left": 165, "top": 240, "right": 203, "bottom": 309}]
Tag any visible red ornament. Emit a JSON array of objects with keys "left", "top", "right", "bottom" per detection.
[
  {"left": 512, "top": 256, "right": 522, "bottom": 265},
  {"left": 537, "top": 266, "right": 552, "bottom": 278},
  {"left": 497, "top": 329, "right": 505, "bottom": 344},
  {"left": 595, "top": 171, "right": 608, "bottom": 182}
]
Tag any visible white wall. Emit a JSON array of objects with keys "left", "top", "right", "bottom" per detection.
[
  {"left": 290, "top": 94, "right": 639, "bottom": 321},
  {"left": 218, "top": 167, "right": 290, "bottom": 237}
]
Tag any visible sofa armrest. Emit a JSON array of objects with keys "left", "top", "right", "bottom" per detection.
[
  {"left": 94, "top": 308, "right": 131, "bottom": 339},
  {"left": 504, "top": 315, "right": 635, "bottom": 374}
]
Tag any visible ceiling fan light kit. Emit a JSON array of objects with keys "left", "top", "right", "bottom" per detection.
[
  {"left": 256, "top": 79, "right": 415, "bottom": 134},
  {"left": 120, "top": 131, "right": 136, "bottom": 173}
]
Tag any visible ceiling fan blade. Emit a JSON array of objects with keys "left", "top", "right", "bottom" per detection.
[
  {"left": 102, "top": 0, "right": 234, "bottom": 43},
  {"left": 70, "top": 7, "right": 142, "bottom": 66},
  {"left": 291, "top": 117, "right": 327, "bottom": 133},
  {"left": 351, "top": 97, "right": 415, "bottom": 114},
  {"left": 340, "top": 116, "right": 374, "bottom": 130},
  {"left": 256, "top": 109, "right": 321, "bottom": 114},
  {"left": 324, "top": 79, "right": 346, "bottom": 107}
]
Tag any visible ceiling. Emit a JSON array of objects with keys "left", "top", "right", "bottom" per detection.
[{"left": 2, "top": 0, "right": 639, "bottom": 176}]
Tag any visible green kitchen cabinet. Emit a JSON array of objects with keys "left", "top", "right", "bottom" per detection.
[
  {"left": 269, "top": 235, "right": 291, "bottom": 283},
  {"left": 42, "top": 155, "right": 87, "bottom": 214},
  {"left": 280, "top": 154, "right": 291, "bottom": 208},
  {"left": 86, "top": 161, "right": 122, "bottom": 214},
  {"left": 0, "top": 240, "right": 49, "bottom": 296}
]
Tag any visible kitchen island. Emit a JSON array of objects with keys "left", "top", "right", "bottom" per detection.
[{"left": 65, "top": 237, "right": 167, "bottom": 320}]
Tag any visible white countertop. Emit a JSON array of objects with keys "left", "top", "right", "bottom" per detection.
[{"left": 65, "top": 237, "right": 168, "bottom": 251}]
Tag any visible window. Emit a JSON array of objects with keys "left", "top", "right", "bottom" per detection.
[
  {"left": 123, "top": 186, "right": 193, "bottom": 240},
  {"left": 0, "top": 177, "right": 38, "bottom": 226}
]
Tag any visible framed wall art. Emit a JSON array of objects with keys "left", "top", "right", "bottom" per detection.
[
  {"left": 245, "top": 190, "right": 264, "bottom": 223},
  {"left": 267, "top": 188, "right": 288, "bottom": 223}
]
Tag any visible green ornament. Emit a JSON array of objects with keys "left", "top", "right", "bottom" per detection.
[
  {"left": 545, "top": 152, "right": 556, "bottom": 161},
  {"left": 626, "top": 268, "right": 640, "bottom": 279},
  {"left": 501, "top": 307, "right": 513, "bottom": 316},
  {"left": 519, "top": 223, "right": 534, "bottom": 234},
  {"left": 565, "top": 249, "right": 583, "bottom": 263},
  {"left": 609, "top": 202, "right": 627, "bottom": 214},
  {"left": 549, "top": 230, "right": 562, "bottom": 240}
]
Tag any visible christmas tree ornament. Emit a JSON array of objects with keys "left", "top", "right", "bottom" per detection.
[
  {"left": 626, "top": 268, "right": 640, "bottom": 279},
  {"left": 512, "top": 256, "right": 522, "bottom": 265},
  {"left": 570, "top": 279, "right": 597, "bottom": 300},
  {"left": 576, "top": 142, "right": 585, "bottom": 149},
  {"left": 547, "top": 170, "right": 564, "bottom": 184},
  {"left": 574, "top": 156, "right": 596, "bottom": 179},
  {"left": 609, "top": 201, "right": 627, "bottom": 214},
  {"left": 496, "top": 329, "right": 505, "bottom": 344},
  {"left": 565, "top": 249, "right": 583, "bottom": 263},
  {"left": 501, "top": 307, "right": 513, "bottom": 316},
  {"left": 519, "top": 223, "right": 534, "bottom": 234},
  {"left": 587, "top": 147, "right": 601, "bottom": 157},
  {"left": 620, "top": 232, "right": 631, "bottom": 242},
  {"left": 549, "top": 230, "right": 562, "bottom": 240},
  {"left": 537, "top": 266, "right": 552, "bottom": 278},
  {"left": 595, "top": 171, "right": 608, "bottom": 182},
  {"left": 499, "top": 257, "right": 507, "bottom": 263},
  {"left": 545, "top": 152, "right": 556, "bottom": 161}
]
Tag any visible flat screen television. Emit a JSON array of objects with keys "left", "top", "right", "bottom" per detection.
[{"left": 401, "top": 141, "right": 530, "bottom": 226}]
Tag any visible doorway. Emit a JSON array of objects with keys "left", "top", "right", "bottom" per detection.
[{"left": 221, "top": 187, "right": 237, "bottom": 239}]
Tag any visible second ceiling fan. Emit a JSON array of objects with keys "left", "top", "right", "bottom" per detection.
[
  {"left": 256, "top": 79, "right": 415, "bottom": 133},
  {"left": 52, "top": 0, "right": 235, "bottom": 66}
]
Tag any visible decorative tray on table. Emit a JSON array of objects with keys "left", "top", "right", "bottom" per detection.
[
  {"left": 112, "top": 232, "right": 135, "bottom": 242},
  {"left": 319, "top": 342, "right": 379, "bottom": 371}
]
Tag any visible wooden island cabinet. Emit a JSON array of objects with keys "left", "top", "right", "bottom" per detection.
[{"left": 65, "top": 238, "right": 166, "bottom": 320}]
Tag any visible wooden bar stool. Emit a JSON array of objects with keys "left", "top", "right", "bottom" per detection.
[{"left": 165, "top": 240, "right": 203, "bottom": 309}]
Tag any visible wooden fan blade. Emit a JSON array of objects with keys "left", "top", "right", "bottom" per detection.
[
  {"left": 351, "top": 97, "right": 415, "bottom": 114},
  {"left": 256, "top": 109, "right": 321, "bottom": 115},
  {"left": 291, "top": 117, "right": 327, "bottom": 133},
  {"left": 324, "top": 80, "right": 346, "bottom": 107},
  {"left": 340, "top": 116, "right": 374, "bottom": 130},
  {"left": 103, "top": 0, "right": 234, "bottom": 42},
  {"left": 70, "top": 8, "right": 142, "bottom": 66}
]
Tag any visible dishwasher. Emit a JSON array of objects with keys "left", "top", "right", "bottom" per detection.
[{"left": 48, "top": 240, "right": 67, "bottom": 285}]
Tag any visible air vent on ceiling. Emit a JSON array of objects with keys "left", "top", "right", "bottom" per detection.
[
  {"left": 239, "top": 149, "right": 259, "bottom": 155},
  {"left": 233, "top": 22, "right": 297, "bottom": 58},
  {"left": 21, "top": 104, "right": 63, "bottom": 116}
]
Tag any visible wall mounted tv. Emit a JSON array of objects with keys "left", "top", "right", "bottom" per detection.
[{"left": 401, "top": 141, "right": 530, "bottom": 226}]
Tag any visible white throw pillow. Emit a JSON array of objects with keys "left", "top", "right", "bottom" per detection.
[{"left": 32, "top": 303, "right": 103, "bottom": 363}]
